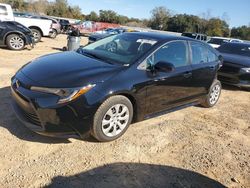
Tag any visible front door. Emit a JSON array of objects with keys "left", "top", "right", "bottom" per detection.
[{"left": 143, "top": 40, "right": 194, "bottom": 115}]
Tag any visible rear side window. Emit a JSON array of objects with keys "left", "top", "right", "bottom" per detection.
[
  {"left": 147, "top": 41, "right": 188, "bottom": 68},
  {"left": 190, "top": 42, "right": 208, "bottom": 64},
  {"left": 0, "top": 5, "right": 7, "bottom": 16},
  {"left": 191, "top": 42, "right": 218, "bottom": 64},
  {"left": 207, "top": 49, "right": 218, "bottom": 62}
]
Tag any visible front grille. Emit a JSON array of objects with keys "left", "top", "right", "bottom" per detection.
[
  {"left": 11, "top": 80, "right": 42, "bottom": 127},
  {"left": 18, "top": 105, "right": 42, "bottom": 126}
]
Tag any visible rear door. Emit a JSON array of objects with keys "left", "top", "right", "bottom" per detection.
[{"left": 189, "top": 41, "right": 219, "bottom": 96}]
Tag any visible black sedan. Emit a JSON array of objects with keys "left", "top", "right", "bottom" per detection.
[
  {"left": 11, "top": 32, "right": 222, "bottom": 142},
  {"left": 0, "top": 21, "right": 34, "bottom": 50},
  {"left": 217, "top": 42, "right": 250, "bottom": 90}
]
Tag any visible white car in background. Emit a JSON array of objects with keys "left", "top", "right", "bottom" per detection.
[
  {"left": 207, "top": 36, "right": 243, "bottom": 48},
  {"left": 0, "top": 3, "right": 52, "bottom": 42}
]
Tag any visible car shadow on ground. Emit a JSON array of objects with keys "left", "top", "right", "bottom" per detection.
[
  {"left": 44, "top": 162, "right": 226, "bottom": 188},
  {"left": 0, "top": 86, "right": 73, "bottom": 144},
  {"left": 0, "top": 46, "right": 32, "bottom": 51},
  {"left": 51, "top": 47, "right": 65, "bottom": 51}
]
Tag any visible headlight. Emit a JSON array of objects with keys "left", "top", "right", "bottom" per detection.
[
  {"left": 30, "top": 84, "right": 95, "bottom": 104},
  {"left": 241, "top": 68, "right": 250, "bottom": 73}
]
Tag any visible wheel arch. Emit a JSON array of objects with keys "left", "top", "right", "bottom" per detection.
[
  {"left": 101, "top": 91, "right": 140, "bottom": 123},
  {"left": 4, "top": 31, "right": 26, "bottom": 45},
  {"left": 29, "top": 26, "right": 43, "bottom": 36}
]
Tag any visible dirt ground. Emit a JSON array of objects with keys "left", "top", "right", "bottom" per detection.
[{"left": 0, "top": 35, "right": 249, "bottom": 188}]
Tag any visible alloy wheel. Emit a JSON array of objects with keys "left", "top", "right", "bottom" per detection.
[
  {"left": 209, "top": 84, "right": 221, "bottom": 105},
  {"left": 9, "top": 36, "right": 24, "bottom": 50},
  {"left": 101, "top": 104, "right": 130, "bottom": 137}
]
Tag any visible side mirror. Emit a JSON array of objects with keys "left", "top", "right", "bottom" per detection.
[
  {"left": 218, "top": 55, "right": 223, "bottom": 68},
  {"left": 154, "top": 61, "right": 175, "bottom": 72}
]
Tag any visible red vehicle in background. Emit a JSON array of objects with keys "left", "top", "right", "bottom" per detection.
[{"left": 71, "top": 21, "right": 120, "bottom": 35}]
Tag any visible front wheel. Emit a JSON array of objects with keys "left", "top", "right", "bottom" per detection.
[
  {"left": 6, "top": 34, "right": 25, "bottom": 50},
  {"left": 201, "top": 80, "right": 222, "bottom": 108},
  {"left": 91, "top": 95, "right": 133, "bottom": 142}
]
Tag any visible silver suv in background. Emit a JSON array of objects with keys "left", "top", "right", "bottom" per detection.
[{"left": 182, "top": 32, "right": 207, "bottom": 41}]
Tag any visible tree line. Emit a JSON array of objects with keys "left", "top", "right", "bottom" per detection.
[{"left": 0, "top": 0, "right": 249, "bottom": 40}]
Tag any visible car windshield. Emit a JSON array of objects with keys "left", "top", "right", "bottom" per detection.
[
  {"left": 218, "top": 43, "right": 250, "bottom": 57},
  {"left": 207, "top": 38, "right": 229, "bottom": 45},
  {"left": 80, "top": 33, "right": 158, "bottom": 65}
]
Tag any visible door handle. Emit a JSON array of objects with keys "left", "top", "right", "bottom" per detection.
[{"left": 183, "top": 72, "right": 192, "bottom": 78}]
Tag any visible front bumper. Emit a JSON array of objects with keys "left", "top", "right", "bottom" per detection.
[{"left": 10, "top": 79, "right": 99, "bottom": 138}]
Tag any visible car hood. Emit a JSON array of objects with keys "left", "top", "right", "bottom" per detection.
[
  {"left": 17, "top": 51, "right": 123, "bottom": 88},
  {"left": 90, "top": 33, "right": 111, "bottom": 39},
  {"left": 6, "top": 21, "right": 31, "bottom": 33},
  {"left": 221, "top": 53, "right": 250, "bottom": 67}
]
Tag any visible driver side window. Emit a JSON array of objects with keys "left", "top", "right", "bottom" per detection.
[{"left": 146, "top": 41, "right": 188, "bottom": 69}]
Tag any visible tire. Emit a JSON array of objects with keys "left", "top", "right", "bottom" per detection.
[
  {"left": 31, "top": 28, "right": 42, "bottom": 43},
  {"left": 49, "top": 29, "right": 57, "bottom": 39},
  {"left": 92, "top": 95, "right": 133, "bottom": 142},
  {"left": 201, "top": 80, "right": 222, "bottom": 108},
  {"left": 6, "top": 34, "right": 25, "bottom": 50}
]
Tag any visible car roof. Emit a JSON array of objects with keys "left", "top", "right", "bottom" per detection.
[
  {"left": 125, "top": 32, "right": 196, "bottom": 42},
  {"left": 221, "top": 42, "right": 250, "bottom": 47},
  {"left": 210, "top": 36, "right": 230, "bottom": 39}
]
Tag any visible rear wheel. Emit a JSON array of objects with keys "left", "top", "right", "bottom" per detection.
[
  {"left": 49, "top": 29, "right": 57, "bottom": 39},
  {"left": 201, "top": 80, "right": 221, "bottom": 108},
  {"left": 31, "top": 28, "right": 42, "bottom": 43},
  {"left": 91, "top": 95, "right": 133, "bottom": 142},
  {"left": 6, "top": 34, "right": 25, "bottom": 50}
]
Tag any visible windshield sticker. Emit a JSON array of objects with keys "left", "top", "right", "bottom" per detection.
[{"left": 136, "top": 39, "right": 157, "bottom": 45}]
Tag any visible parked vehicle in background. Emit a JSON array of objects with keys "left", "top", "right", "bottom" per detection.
[
  {"left": 217, "top": 42, "right": 250, "bottom": 90},
  {"left": 72, "top": 21, "right": 120, "bottom": 36},
  {"left": 13, "top": 12, "right": 33, "bottom": 18},
  {"left": 0, "top": 21, "right": 34, "bottom": 50},
  {"left": 182, "top": 32, "right": 207, "bottom": 41},
  {"left": 207, "top": 37, "right": 243, "bottom": 48},
  {"left": 11, "top": 32, "right": 222, "bottom": 142},
  {"left": 57, "top": 19, "right": 71, "bottom": 33},
  {"left": 0, "top": 3, "right": 52, "bottom": 43},
  {"left": 29, "top": 15, "right": 61, "bottom": 38},
  {"left": 88, "top": 28, "right": 129, "bottom": 44}
]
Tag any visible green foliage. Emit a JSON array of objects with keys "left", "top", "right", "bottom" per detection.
[
  {"left": 206, "top": 18, "right": 230, "bottom": 37},
  {"left": 231, "top": 26, "right": 250, "bottom": 40},
  {"left": 148, "top": 6, "right": 171, "bottom": 30},
  {"left": 167, "top": 14, "right": 202, "bottom": 33},
  {"left": 85, "top": 11, "right": 99, "bottom": 22},
  {"left": 99, "top": 10, "right": 119, "bottom": 23}
]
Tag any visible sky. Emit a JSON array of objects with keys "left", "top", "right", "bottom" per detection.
[{"left": 68, "top": 0, "right": 250, "bottom": 28}]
